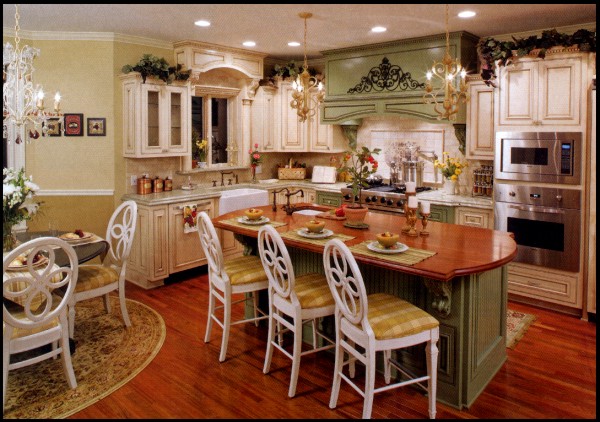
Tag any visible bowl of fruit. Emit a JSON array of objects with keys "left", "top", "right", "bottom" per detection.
[
  {"left": 244, "top": 208, "right": 264, "bottom": 221},
  {"left": 376, "top": 231, "right": 399, "bottom": 248},
  {"left": 305, "top": 219, "right": 326, "bottom": 233}
]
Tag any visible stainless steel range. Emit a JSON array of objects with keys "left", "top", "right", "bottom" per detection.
[{"left": 341, "top": 185, "right": 432, "bottom": 215}]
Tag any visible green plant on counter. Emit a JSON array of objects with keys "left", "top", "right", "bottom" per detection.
[
  {"left": 338, "top": 146, "right": 381, "bottom": 208},
  {"left": 477, "top": 28, "right": 596, "bottom": 86},
  {"left": 122, "top": 54, "right": 191, "bottom": 84}
]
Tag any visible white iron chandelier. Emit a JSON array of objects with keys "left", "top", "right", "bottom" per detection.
[
  {"left": 423, "top": 4, "right": 468, "bottom": 121},
  {"left": 3, "top": 4, "right": 63, "bottom": 144},
  {"left": 290, "top": 12, "right": 324, "bottom": 123}
]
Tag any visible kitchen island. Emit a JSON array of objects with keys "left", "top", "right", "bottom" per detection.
[{"left": 213, "top": 204, "right": 517, "bottom": 409}]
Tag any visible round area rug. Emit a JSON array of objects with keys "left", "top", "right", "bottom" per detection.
[{"left": 4, "top": 296, "right": 166, "bottom": 419}]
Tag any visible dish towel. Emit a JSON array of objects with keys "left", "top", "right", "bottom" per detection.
[{"left": 183, "top": 205, "right": 198, "bottom": 233}]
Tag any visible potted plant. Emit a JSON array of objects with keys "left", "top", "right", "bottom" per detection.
[
  {"left": 3, "top": 168, "right": 41, "bottom": 251},
  {"left": 191, "top": 128, "right": 207, "bottom": 168},
  {"left": 122, "top": 54, "right": 191, "bottom": 84},
  {"left": 433, "top": 152, "right": 468, "bottom": 195},
  {"left": 338, "top": 146, "right": 381, "bottom": 226},
  {"left": 248, "top": 143, "right": 263, "bottom": 182}
]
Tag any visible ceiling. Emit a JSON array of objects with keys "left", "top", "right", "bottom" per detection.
[{"left": 2, "top": 4, "right": 596, "bottom": 60}]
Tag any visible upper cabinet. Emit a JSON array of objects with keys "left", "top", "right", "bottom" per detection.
[
  {"left": 252, "top": 81, "right": 346, "bottom": 153},
  {"left": 121, "top": 73, "right": 190, "bottom": 158},
  {"left": 496, "top": 51, "right": 591, "bottom": 131},
  {"left": 466, "top": 77, "right": 495, "bottom": 159}
]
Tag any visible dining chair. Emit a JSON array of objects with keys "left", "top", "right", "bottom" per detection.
[
  {"left": 197, "top": 211, "right": 269, "bottom": 362},
  {"left": 3, "top": 237, "right": 79, "bottom": 413},
  {"left": 323, "top": 238, "right": 440, "bottom": 419},
  {"left": 257, "top": 224, "right": 336, "bottom": 398},
  {"left": 68, "top": 200, "right": 137, "bottom": 338}
]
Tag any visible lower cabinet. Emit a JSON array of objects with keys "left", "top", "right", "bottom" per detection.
[
  {"left": 316, "top": 191, "right": 342, "bottom": 207},
  {"left": 455, "top": 206, "right": 494, "bottom": 229},
  {"left": 428, "top": 204, "right": 455, "bottom": 223},
  {"left": 127, "top": 197, "right": 241, "bottom": 289}
]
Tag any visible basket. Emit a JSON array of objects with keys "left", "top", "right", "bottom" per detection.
[{"left": 278, "top": 168, "right": 306, "bottom": 180}]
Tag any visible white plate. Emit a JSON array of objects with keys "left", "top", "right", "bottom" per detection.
[
  {"left": 7, "top": 254, "right": 49, "bottom": 271},
  {"left": 366, "top": 241, "right": 409, "bottom": 254},
  {"left": 59, "top": 231, "right": 94, "bottom": 243},
  {"left": 237, "top": 216, "right": 270, "bottom": 225},
  {"left": 297, "top": 228, "right": 334, "bottom": 239}
]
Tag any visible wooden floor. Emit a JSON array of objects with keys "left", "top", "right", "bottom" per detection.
[{"left": 71, "top": 268, "right": 596, "bottom": 419}]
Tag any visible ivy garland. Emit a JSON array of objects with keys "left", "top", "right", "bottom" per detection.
[
  {"left": 122, "top": 54, "right": 191, "bottom": 84},
  {"left": 477, "top": 29, "right": 596, "bottom": 87}
]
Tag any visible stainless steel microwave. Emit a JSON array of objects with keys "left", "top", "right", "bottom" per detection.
[{"left": 494, "top": 132, "right": 581, "bottom": 185}]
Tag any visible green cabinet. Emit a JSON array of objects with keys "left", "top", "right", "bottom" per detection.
[
  {"left": 316, "top": 191, "right": 342, "bottom": 207},
  {"left": 428, "top": 204, "right": 454, "bottom": 223}
]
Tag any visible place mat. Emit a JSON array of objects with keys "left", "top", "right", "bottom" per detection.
[
  {"left": 349, "top": 241, "right": 436, "bottom": 266},
  {"left": 220, "top": 217, "right": 287, "bottom": 231},
  {"left": 280, "top": 230, "right": 355, "bottom": 246}
]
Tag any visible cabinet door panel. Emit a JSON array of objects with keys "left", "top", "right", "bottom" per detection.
[
  {"left": 142, "top": 87, "right": 162, "bottom": 152},
  {"left": 466, "top": 81, "right": 494, "bottom": 159},
  {"left": 538, "top": 58, "right": 581, "bottom": 124},
  {"left": 169, "top": 201, "right": 212, "bottom": 273},
  {"left": 499, "top": 63, "right": 536, "bottom": 125}
]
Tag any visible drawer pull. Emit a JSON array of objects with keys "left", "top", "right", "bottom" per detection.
[{"left": 527, "top": 281, "right": 541, "bottom": 287}]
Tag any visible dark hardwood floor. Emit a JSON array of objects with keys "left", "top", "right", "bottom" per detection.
[{"left": 71, "top": 268, "right": 596, "bottom": 419}]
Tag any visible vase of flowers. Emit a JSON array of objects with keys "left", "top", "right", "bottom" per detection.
[
  {"left": 434, "top": 152, "right": 468, "bottom": 195},
  {"left": 249, "top": 143, "right": 262, "bottom": 183},
  {"left": 338, "top": 146, "right": 381, "bottom": 227},
  {"left": 192, "top": 128, "right": 208, "bottom": 168},
  {"left": 3, "top": 168, "right": 41, "bottom": 252}
]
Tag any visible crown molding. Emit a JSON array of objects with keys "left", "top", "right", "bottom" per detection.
[{"left": 2, "top": 28, "right": 172, "bottom": 49}]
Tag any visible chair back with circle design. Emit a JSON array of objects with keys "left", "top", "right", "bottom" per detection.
[
  {"left": 197, "top": 211, "right": 226, "bottom": 282},
  {"left": 104, "top": 200, "right": 137, "bottom": 272},
  {"left": 323, "top": 238, "right": 370, "bottom": 330},
  {"left": 3, "top": 237, "right": 79, "bottom": 332},
  {"left": 257, "top": 224, "right": 296, "bottom": 303}
]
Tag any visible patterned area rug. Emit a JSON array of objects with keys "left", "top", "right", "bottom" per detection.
[
  {"left": 4, "top": 296, "right": 166, "bottom": 419},
  {"left": 506, "top": 308, "right": 536, "bottom": 349}
]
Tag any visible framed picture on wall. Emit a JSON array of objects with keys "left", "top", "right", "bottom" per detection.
[
  {"left": 64, "top": 113, "right": 84, "bottom": 136},
  {"left": 43, "top": 118, "right": 62, "bottom": 137},
  {"left": 87, "top": 118, "right": 106, "bottom": 136}
]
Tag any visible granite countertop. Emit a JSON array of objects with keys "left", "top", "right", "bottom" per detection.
[
  {"left": 121, "top": 179, "right": 348, "bottom": 206},
  {"left": 416, "top": 190, "right": 493, "bottom": 210}
]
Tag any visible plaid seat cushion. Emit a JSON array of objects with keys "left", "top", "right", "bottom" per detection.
[
  {"left": 366, "top": 293, "right": 439, "bottom": 340},
  {"left": 224, "top": 255, "right": 268, "bottom": 286},
  {"left": 4, "top": 294, "right": 62, "bottom": 340},
  {"left": 75, "top": 265, "right": 119, "bottom": 293},
  {"left": 294, "top": 273, "right": 335, "bottom": 309}
]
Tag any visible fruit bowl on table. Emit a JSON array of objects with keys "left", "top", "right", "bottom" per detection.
[
  {"left": 376, "top": 232, "right": 399, "bottom": 248},
  {"left": 305, "top": 220, "right": 325, "bottom": 233},
  {"left": 244, "top": 208, "right": 264, "bottom": 221}
]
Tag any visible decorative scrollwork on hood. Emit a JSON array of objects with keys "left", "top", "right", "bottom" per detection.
[{"left": 347, "top": 57, "right": 425, "bottom": 94}]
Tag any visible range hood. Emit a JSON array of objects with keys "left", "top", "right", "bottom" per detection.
[{"left": 320, "top": 32, "right": 478, "bottom": 125}]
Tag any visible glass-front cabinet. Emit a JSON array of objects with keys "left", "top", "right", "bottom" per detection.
[{"left": 121, "top": 73, "right": 190, "bottom": 158}]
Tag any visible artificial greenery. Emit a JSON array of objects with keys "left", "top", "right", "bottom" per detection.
[
  {"left": 477, "top": 29, "right": 596, "bottom": 86},
  {"left": 122, "top": 54, "right": 191, "bottom": 84}
]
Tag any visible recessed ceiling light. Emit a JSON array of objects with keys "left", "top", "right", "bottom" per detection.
[
  {"left": 371, "top": 26, "right": 387, "bottom": 33},
  {"left": 288, "top": 41, "right": 301, "bottom": 47},
  {"left": 194, "top": 20, "right": 211, "bottom": 27},
  {"left": 243, "top": 41, "right": 256, "bottom": 47},
  {"left": 458, "top": 11, "right": 476, "bottom": 18}
]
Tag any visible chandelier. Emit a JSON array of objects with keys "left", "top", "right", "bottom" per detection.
[
  {"left": 289, "top": 12, "right": 324, "bottom": 123},
  {"left": 423, "top": 4, "right": 468, "bottom": 121},
  {"left": 3, "top": 4, "right": 63, "bottom": 144}
]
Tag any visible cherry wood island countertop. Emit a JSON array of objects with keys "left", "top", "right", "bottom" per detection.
[{"left": 213, "top": 204, "right": 517, "bottom": 282}]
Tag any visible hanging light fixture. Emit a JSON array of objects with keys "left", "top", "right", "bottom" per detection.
[
  {"left": 3, "top": 4, "right": 63, "bottom": 144},
  {"left": 290, "top": 12, "right": 324, "bottom": 123},
  {"left": 423, "top": 4, "right": 468, "bottom": 121}
]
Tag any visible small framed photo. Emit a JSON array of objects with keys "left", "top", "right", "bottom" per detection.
[
  {"left": 44, "top": 118, "right": 62, "bottom": 137},
  {"left": 87, "top": 118, "right": 106, "bottom": 136},
  {"left": 64, "top": 113, "right": 84, "bottom": 136}
]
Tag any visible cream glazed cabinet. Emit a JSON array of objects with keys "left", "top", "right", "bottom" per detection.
[
  {"left": 495, "top": 49, "right": 592, "bottom": 131},
  {"left": 121, "top": 73, "right": 191, "bottom": 157},
  {"left": 251, "top": 81, "right": 345, "bottom": 153},
  {"left": 465, "top": 77, "right": 495, "bottom": 159},
  {"left": 126, "top": 198, "right": 241, "bottom": 289}
]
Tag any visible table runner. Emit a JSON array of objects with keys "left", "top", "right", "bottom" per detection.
[
  {"left": 280, "top": 230, "right": 355, "bottom": 246},
  {"left": 349, "top": 241, "right": 436, "bottom": 266},
  {"left": 220, "top": 217, "right": 288, "bottom": 232}
]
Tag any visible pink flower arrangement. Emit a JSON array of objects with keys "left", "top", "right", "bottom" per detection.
[{"left": 249, "top": 143, "right": 263, "bottom": 166}]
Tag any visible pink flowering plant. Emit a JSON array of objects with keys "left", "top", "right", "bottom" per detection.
[
  {"left": 249, "top": 143, "right": 262, "bottom": 166},
  {"left": 338, "top": 146, "right": 381, "bottom": 207}
]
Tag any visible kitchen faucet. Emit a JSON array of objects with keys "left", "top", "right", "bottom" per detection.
[
  {"left": 272, "top": 188, "right": 304, "bottom": 215},
  {"left": 220, "top": 171, "right": 233, "bottom": 186}
]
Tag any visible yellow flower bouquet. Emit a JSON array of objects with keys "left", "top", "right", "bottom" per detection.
[{"left": 434, "top": 152, "right": 468, "bottom": 181}]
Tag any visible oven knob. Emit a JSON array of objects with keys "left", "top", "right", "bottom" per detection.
[
  {"left": 371, "top": 196, "right": 378, "bottom": 202},
  {"left": 354, "top": 195, "right": 360, "bottom": 202},
  {"left": 365, "top": 196, "right": 371, "bottom": 203},
  {"left": 556, "top": 195, "right": 562, "bottom": 202},
  {"left": 343, "top": 194, "right": 351, "bottom": 200},
  {"left": 396, "top": 200, "right": 404, "bottom": 207},
  {"left": 380, "top": 197, "right": 387, "bottom": 204},
  {"left": 386, "top": 199, "right": 394, "bottom": 206},
  {"left": 509, "top": 191, "right": 516, "bottom": 197}
]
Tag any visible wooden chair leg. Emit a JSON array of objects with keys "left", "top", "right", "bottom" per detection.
[
  {"left": 329, "top": 338, "right": 344, "bottom": 409},
  {"left": 263, "top": 308, "right": 275, "bottom": 374},
  {"left": 426, "top": 336, "right": 439, "bottom": 419},
  {"left": 362, "top": 348, "right": 376, "bottom": 419},
  {"left": 288, "top": 316, "right": 303, "bottom": 397},
  {"left": 219, "top": 292, "right": 232, "bottom": 362},
  {"left": 119, "top": 288, "right": 131, "bottom": 327},
  {"left": 204, "top": 287, "right": 215, "bottom": 343}
]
